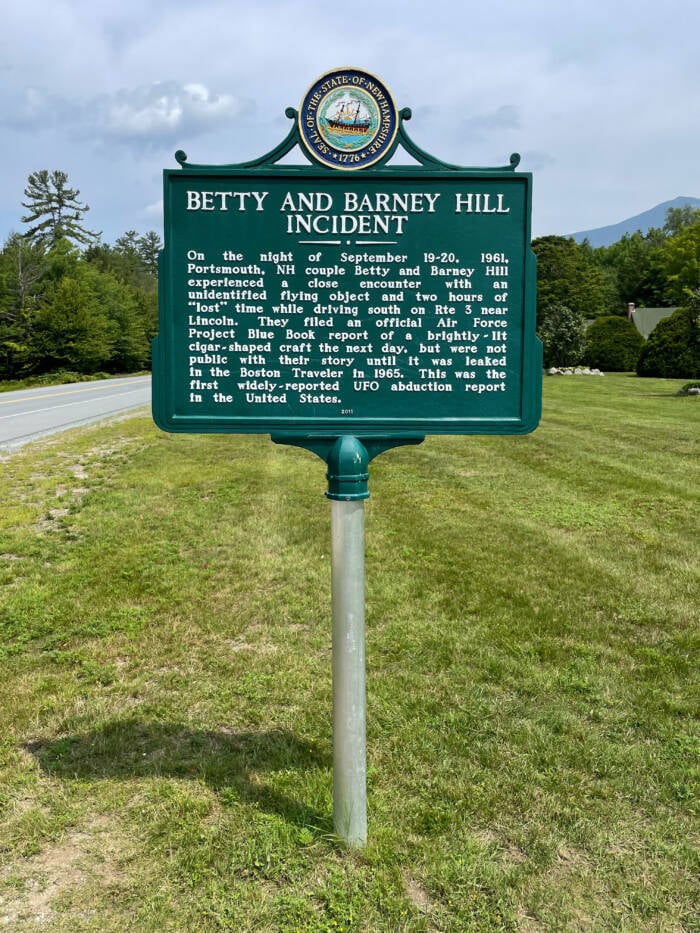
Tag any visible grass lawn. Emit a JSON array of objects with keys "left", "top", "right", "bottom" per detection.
[{"left": 0, "top": 373, "right": 698, "bottom": 931}]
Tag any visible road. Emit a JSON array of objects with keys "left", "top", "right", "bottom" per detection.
[{"left": 0, "top": 375, "right": 152, "bottom": 450}]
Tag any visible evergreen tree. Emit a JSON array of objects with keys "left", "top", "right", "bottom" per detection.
[
  {"left": 113, "top": 230, "right": 143, "bottom": 283},
  {"left": 29, "top": 272, "right": 114, "bottom": 374},
  {"left": 85, "top": 230, "right": 160, "bottom": 293},
  {"left": 137, "top": 231, "right": 162, "bottom": 276},
  {"left": 21, "top": 170, "right": 100, "bottom": 248}
]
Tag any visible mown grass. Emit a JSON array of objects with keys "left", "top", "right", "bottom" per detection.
[{"left": 0, "top": 374, "right": 697, "bottom": 931}]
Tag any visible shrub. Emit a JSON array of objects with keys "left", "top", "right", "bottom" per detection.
[
  {"left": 637, "top": 292, "right": 700, "bottom": 378},
  {"left": 537, "top": 303, "right": 586, "bottom": 368},
  {"left": 583, "top": 315, "right": 645, "bottom": 371}
]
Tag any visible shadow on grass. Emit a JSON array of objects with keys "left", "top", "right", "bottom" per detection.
[{"left": 25, "top": 718, "right": 332, "bottom": 832}]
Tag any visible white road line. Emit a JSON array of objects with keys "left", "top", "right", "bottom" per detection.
[
  {"left": 0, "top": 388, "right": 148, "bottom": 420},
  {"left": 1, "top": 406, "right": 150, "bottom": 449}
]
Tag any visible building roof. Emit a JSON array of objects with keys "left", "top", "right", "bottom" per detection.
[{"left": 632, "top": 307, "right": 676, "bottom": 339}]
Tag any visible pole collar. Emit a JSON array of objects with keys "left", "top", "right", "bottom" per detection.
[{"left": 325, "top": 436, "right": 370, "bottom": 501}]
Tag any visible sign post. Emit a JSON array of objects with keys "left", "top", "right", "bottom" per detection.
[
  {"left": 331, "top": 493, "right": 366, "bottom": 845},
  {"left": 152, "top": 68, "right": 542, "bottom": 847},
  {"left": 328, "top": 437, "right": 369, "bottom": 845}
]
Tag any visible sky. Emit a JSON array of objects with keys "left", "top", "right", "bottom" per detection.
[{"left": 1, "top": 0, "right": 698, "bottom": 246}]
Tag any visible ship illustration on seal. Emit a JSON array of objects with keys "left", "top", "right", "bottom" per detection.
[
  {"left": 318, "top": 91, "right": 378, "bottom": 148},
  {"left": 325, "top": 99, "right": 371, "bottom": 135}
]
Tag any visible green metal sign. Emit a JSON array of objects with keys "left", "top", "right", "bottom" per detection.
[
  {"left": 152, "top": 69, "right": 541, "bottom": 444},
  {"left": 151, "top": 69, "right": 542, "bottom": 846}
]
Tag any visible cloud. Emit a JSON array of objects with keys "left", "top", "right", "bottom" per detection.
[
  {"left": 460, "top": 105, "right": 521, "bottom": 139},
  {"left": 0, "top": 81, "right": 253, "bottom": 152},
  {"left": 521, "top": 150, "right": 556, "bottom": 172},
  {"left": 142, "top": 199, "right": 163, "bottom": 221},
  {"left": 0, "top": 87, "right": 62, "bottom": 130},
  {"left": 94, "top": 81, "right": 253, "bottom": 145}
]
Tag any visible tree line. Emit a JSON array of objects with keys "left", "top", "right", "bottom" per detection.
[
  {"left": 1, "top": 171, "right": 698, "bottom": 382},
  {"left": 532, "top": 204, "right": 700, "bottom": 376},
  {"left": 0, "top": 170, "right": 159, "bottom": 381}
]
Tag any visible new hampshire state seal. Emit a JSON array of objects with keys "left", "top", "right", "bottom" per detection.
[{"left": 298, "top": 68, "right": 399, "bottom": 170}]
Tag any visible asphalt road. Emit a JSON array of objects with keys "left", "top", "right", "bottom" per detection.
[{"left": 0, "top": 375, "right": 152, "bottom": 450}]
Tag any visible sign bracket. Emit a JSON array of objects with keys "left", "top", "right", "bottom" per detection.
[
  {"left": 272, "top": 433, "right": 425, "bottom": 499},
  {"left": 172, "top": 107, "right": 522, "bottom": 176}
]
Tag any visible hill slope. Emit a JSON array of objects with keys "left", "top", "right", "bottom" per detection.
[{"left": 568, "top": 196, "right": 700, "bottom": 247}]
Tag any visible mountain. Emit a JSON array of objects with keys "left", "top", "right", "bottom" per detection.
[{"left": 567, "top": 196, "right": 700, "bottom": 248}]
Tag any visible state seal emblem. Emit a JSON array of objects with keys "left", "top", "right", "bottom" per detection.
[{"left": 298, "top": 68, "right": 399, "bottom": 170}]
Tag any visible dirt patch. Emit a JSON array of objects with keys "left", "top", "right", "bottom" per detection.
[
  {"left": 472, "top": 828, "right": 528, "bottom": 865},
  {"left": 516, "top": 906, "right": 546, "bottom": 931},
  {"left": 0, "top": 818, "right": 130, "bottom": 928},
  {"left": 227, "top": 637, "right": 279, "bottom": 655},
  {"left": 555, "top": 845, "right": 587, "bottom": 869},
  {"left": 504, "top": 844, "right": 529, "bottom": 865},
  {"left": 403, "top": 873, "right": 433, "bottom": 915}
]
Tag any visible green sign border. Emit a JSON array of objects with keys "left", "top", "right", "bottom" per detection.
[{"left": 152, "top": 104, "right": 542, "bottom": 441}]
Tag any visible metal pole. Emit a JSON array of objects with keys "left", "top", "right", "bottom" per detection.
[
  {"left": 330, "top": 496, "right": 367, "bottom": 847},
  {"left": 324, "top": 436, "right": 370, "bottom": 847},
  {"left": 269, "top": 433, "right": 423, "bottom": 848}
]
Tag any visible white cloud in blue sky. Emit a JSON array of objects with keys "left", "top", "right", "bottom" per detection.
[{"left": 1, "top": 0, "right": 698, "bottom": 242}]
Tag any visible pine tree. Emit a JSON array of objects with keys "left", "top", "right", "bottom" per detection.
[
  {"left": 21, "top": 170, "right": 100, "bottom": 248},
  {"left": 137, "top": 231, "right": 162, "bottom": 276}
]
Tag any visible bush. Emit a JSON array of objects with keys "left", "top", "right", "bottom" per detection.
[
  {"left": 583, "top": 315, "right": 645, "bottom": 371},
  {"left": 537, "top": 303, "right": 586, "bottom": 368},
  {"left": 675, "top": 381, "right": 700, "bottom": 395},
  {"left": 637, "top": 292, "right": 700, "bottom": 378}
]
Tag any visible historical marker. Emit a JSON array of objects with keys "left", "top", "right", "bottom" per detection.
[
  {"left": 152, "top": 68, "right": 541, "bottom": 441},
  {"left": 152, "top": 69, "right": 541, "bottom": 848}
]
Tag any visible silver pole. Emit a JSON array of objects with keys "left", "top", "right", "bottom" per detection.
[{"left": 330, "top": 497, "right": 367, "bottom": 847}]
